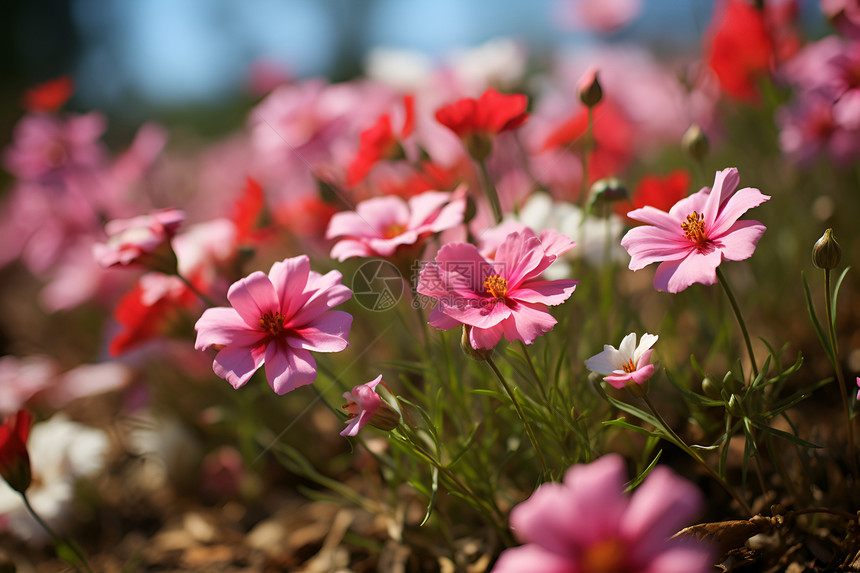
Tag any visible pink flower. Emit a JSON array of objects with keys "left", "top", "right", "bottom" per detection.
[
  {"left": 491, "top": 454, "right": 712, "bottom": 573},
  {"left": 325, "top": 187, "right": 467, "bottom": 262},
  {"left": 417, "top": 229, "right": 577, "bottom": 350},
  {"left": 194, "top": 255, "right": 353, "bottom": 395},
  {"left": 856, "top": 377, "right": 859, "bottom": 401},
  {"left": 93, "top": 208, "right": 185, "bottom": 272},
  {"left": 621, "top": 168, "right": 770, "bottom": 293},
  {"left": 340, "top": 375, "right": 399, "bottom": 437},
  {"left": 585, "top": 333, "right": 658, "bottom": 388}
]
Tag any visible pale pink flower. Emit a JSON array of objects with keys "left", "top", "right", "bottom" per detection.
[
  {"left": 856, "top": 377, "right": 860, "bottom": 401},
  {"left": 491, "top": 454, "right": 711, "bottom": 573},
  {"left": 558, "top": 0, "right": 642, "bottom": 33},
  {"left": 93, "top": 208, "right": 185, "bottom": 270},
  {"left": 194, "top": 256, "right": 353, "bottom": 395},
  {"left": 621, "top": 168, "right": 770, "bottom": 293},
  {"left": 417, "top": 229, "right": 577, "bottom": 350},
  {"left": 326, "top": 187, "right": 467, "bottom": 261},
  {"left": 585, "top": 333, "right": 658, "bottom": 388},
  {"left": 340, "top": 375, "right": 398, "bottom": 437}
]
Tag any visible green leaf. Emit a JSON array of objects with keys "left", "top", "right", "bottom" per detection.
[
  {"left": 469, "top": 389, "right": 506, "bottom": 400},
  {"left": 625, "top": 450, "right": 662, "bottom": 491},
  {"left": 665, "top": 369, "right": 723, "bottom": 407},
  {"left": 801, "top": 271, "right": 834, "bottom": 363},
  {"left": 420, "top": 467, "right": 439, "bottom": 526},
  {"left": 831, "top": 266, "right": 850, "bottom": 333},
  {"left": 603, "top": 417, "right": 663, "bottom": 438},
  {"left": 748, "top": 418, "right": 822, "bottom": 448}
]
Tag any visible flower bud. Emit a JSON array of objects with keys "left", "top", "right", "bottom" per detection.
[
  {"left": 367, "top": 402, "right": 401, "bottom": 432},
  {"left": 727, "top": 394, "right": 744, "bottom": 417},
  {"left": 588, "top": 178, "right": 629, "bottom": 213},
  {"left": 626, "top": 379, "right": 649, "bottom": 398},
  {"left": 0, "top": 411, "right": 32, "bottom": 493},
  {"left": 577, "top": 68, "right": 603, "bottom": 108},
  {"left": 701, "top": 377, "right": 722, "bottom": 399},
  {"left": 681, "top": 124, "right": 709, "bottom": 162},
  {"left": 461, "top": 325, "right": 492, "bottom": 361},
  {"left": 812, "top": 228, "right": 841, "bottom": 270}
]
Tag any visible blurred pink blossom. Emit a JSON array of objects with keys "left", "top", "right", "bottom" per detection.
[
  {"left": 823, "top": 0, "right": 860, "bottom": 38},
  {"left": 491, "top": 454, "right": 711, "bottom": 573},
  {"left": 621, "top": 168, "right": 769, "bottom": 293},
  {"left": 3, "top": 112, "right": 107, "bottom": 184},
  {"left": 326, "top": 187, "right": 467, "bottom": 261},
  {"left": 557, "top": 0, "right": 641, "bottom": 34},
  {"left": 417, "top": 229, "right": 577, "bottom": 349},
  {"left": 0, "top": 356, "right": 57, "bottom": 417},
  {"left": 93, "top": 208, "right": 185, "bottom": 271},
  {"left": 585, "top": 332, "right": 659, "bottom": 388},
  {"left": 194, "top": 256, "right": 353, "bottom": 394}
]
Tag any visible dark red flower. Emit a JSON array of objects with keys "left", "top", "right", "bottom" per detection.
[
  {"left": 706, "top": 0, "right": 773, "bottom": 101},
  {"left": 22, "top": 76, "right": 74, "bottom": 113},
  {"left": 435, "top": 89, "right": 529, "bottom": 160},
  {"left": 0, "top": 410, "right": 32, "bottom": 493}
]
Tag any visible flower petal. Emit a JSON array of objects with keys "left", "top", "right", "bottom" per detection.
[
  {"left": 710, "top": 187, "right": 770, "bottom": 236},
  {"left": 511, "top": 279, "right": 577, "bottom": 306},
  {"left": 265, "top": 343, "right": 318, "bottom": 395},
  {"left": 213, "top": 343, "right": 265, "bottom": 389},
  {"left": 716, "top": 220, "right": 767, "bottom": 261},
  {"left": 290, "top": 310, "right": 352, "bottom": 352},
  {"left": 227, "top": 271, "right": 279, "bottom": 327},
  {"left": 653, "top": 248, "right": 722, "bottom": 293}
]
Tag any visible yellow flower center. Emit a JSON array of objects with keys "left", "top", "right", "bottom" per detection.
[
  {"left": 483, "top": 274, "right": 508, "bottom": 298},
  {"left": 582, "top": 538, "right": 627, "bottom": 573},
  {"left": 622, "top": 358, "right": 636, "bottom": 373},
  {"left": 681, "top": 211, "right": 707, "bottom": 243},
  {"left": 259, "top": 311, "right": 286, "bottom": 335},
  {"left": 382, "top": 222, "right": 407, "bottom": 239}
]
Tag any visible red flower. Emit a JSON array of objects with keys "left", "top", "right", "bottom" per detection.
[
  {"left": 619, "top": 169, "right": 690, "bottom": 219},
  {"left": 0, "top": 410, "right": 32, "bottom": 493},
  {"left": 22, "top": 77, "right": 74, "bottom": 113},
  {"left": 541, "top": 99, "right": 634, "bottom": 185},
  {"left": 231, "top": 177, "right": 275, "bottom": 244},
  {"left": 347, "top": 95, "right": 415, "bottom": 186},
  {"left": 706, "top": 0, "right": 773, "bottom": 101},
  {"left": 435, "top": 89, "right": 529, "bottom": 160},
  {"left": 109, "top": 277, "right": 199, "bottom": 357}
]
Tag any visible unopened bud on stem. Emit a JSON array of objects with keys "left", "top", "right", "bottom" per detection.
[
  {"left": 812, "top": 228, "right": 841, "bottom": 270},
  {"left": 682, "top": 124, "right": 709, "bottom": 162},
  {"left": 577, "top": 68, "right": 603, "bottom": 108}
]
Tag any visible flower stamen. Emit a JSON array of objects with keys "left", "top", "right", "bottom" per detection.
[
  {"left": 483, "top": 274, "right": 508, "bottom": 298},
  {"left": 622, "top": 358, "right": 636, "bottom": 373},
  {"left": 259, "top": 311, "right": 287, "bottom": 335},
  {"left": 681, "top": 211, "right": 707, "bottom": 243}
]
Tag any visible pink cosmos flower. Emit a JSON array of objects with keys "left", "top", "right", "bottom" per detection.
[
  {"left": 325, "top": 187, "right": 467, "bottom": 262},
  {"left": 585, "top": 332, "right": 659, "bottom": 389},
  {"left": 491, "top": 454, "right": 712, "bottom": 573},
  {"left": 340, "top": 375, "right": 399, "bottom": 437},
  {"left": 621, "top": 168, "right": 770, "bottom": 293},
  {"left": 194, "top": 256, "right": 353, "bottom": 395},
  {"left": 93, "top": 208, "right": 185, "bottom": 272},
  {"left": 417, "top": 229, "right": 577, "bottom": 350}
]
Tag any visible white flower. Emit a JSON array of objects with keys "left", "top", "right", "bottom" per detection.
[
  {"left": 585, "top": 333, "right": 659, "bottom": 389},
  {"left": 0, "top": 416, "right": 109, "bottom": 545}
]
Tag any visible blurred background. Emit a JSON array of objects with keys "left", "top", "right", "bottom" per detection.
[{"left": 0, "top": 0, "right": 828, "bottom": 133}]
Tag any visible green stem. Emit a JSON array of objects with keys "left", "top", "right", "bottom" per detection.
[
  {"left": 477, "top": 159, "right": 503, "bottom": 224},
  {"left": 517, "top": 341, "right": 549, "bottom": 404},
  {"left": 398, "top": 426, "right": 514, "bottom": 545},
  {"left": 716, "top": 267, "right": 758, "bottom": 381},
  {"left": 823, "top": 268, "right": 857, "bottom": 474},
  {"left": 21, "top": 493, "right": 93, "bottom": 573},
  {"left": 642, "top": 394, "right": 753, "bottom": 515},
  {"left": 578, "top": 107, "right": 594, "bottom": 210},
  {"left": 486, "top": 357, "right": 547, "bottom": 473},
  {"left": 175, "top": 272, "right": 218, "bottom": 307}
]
